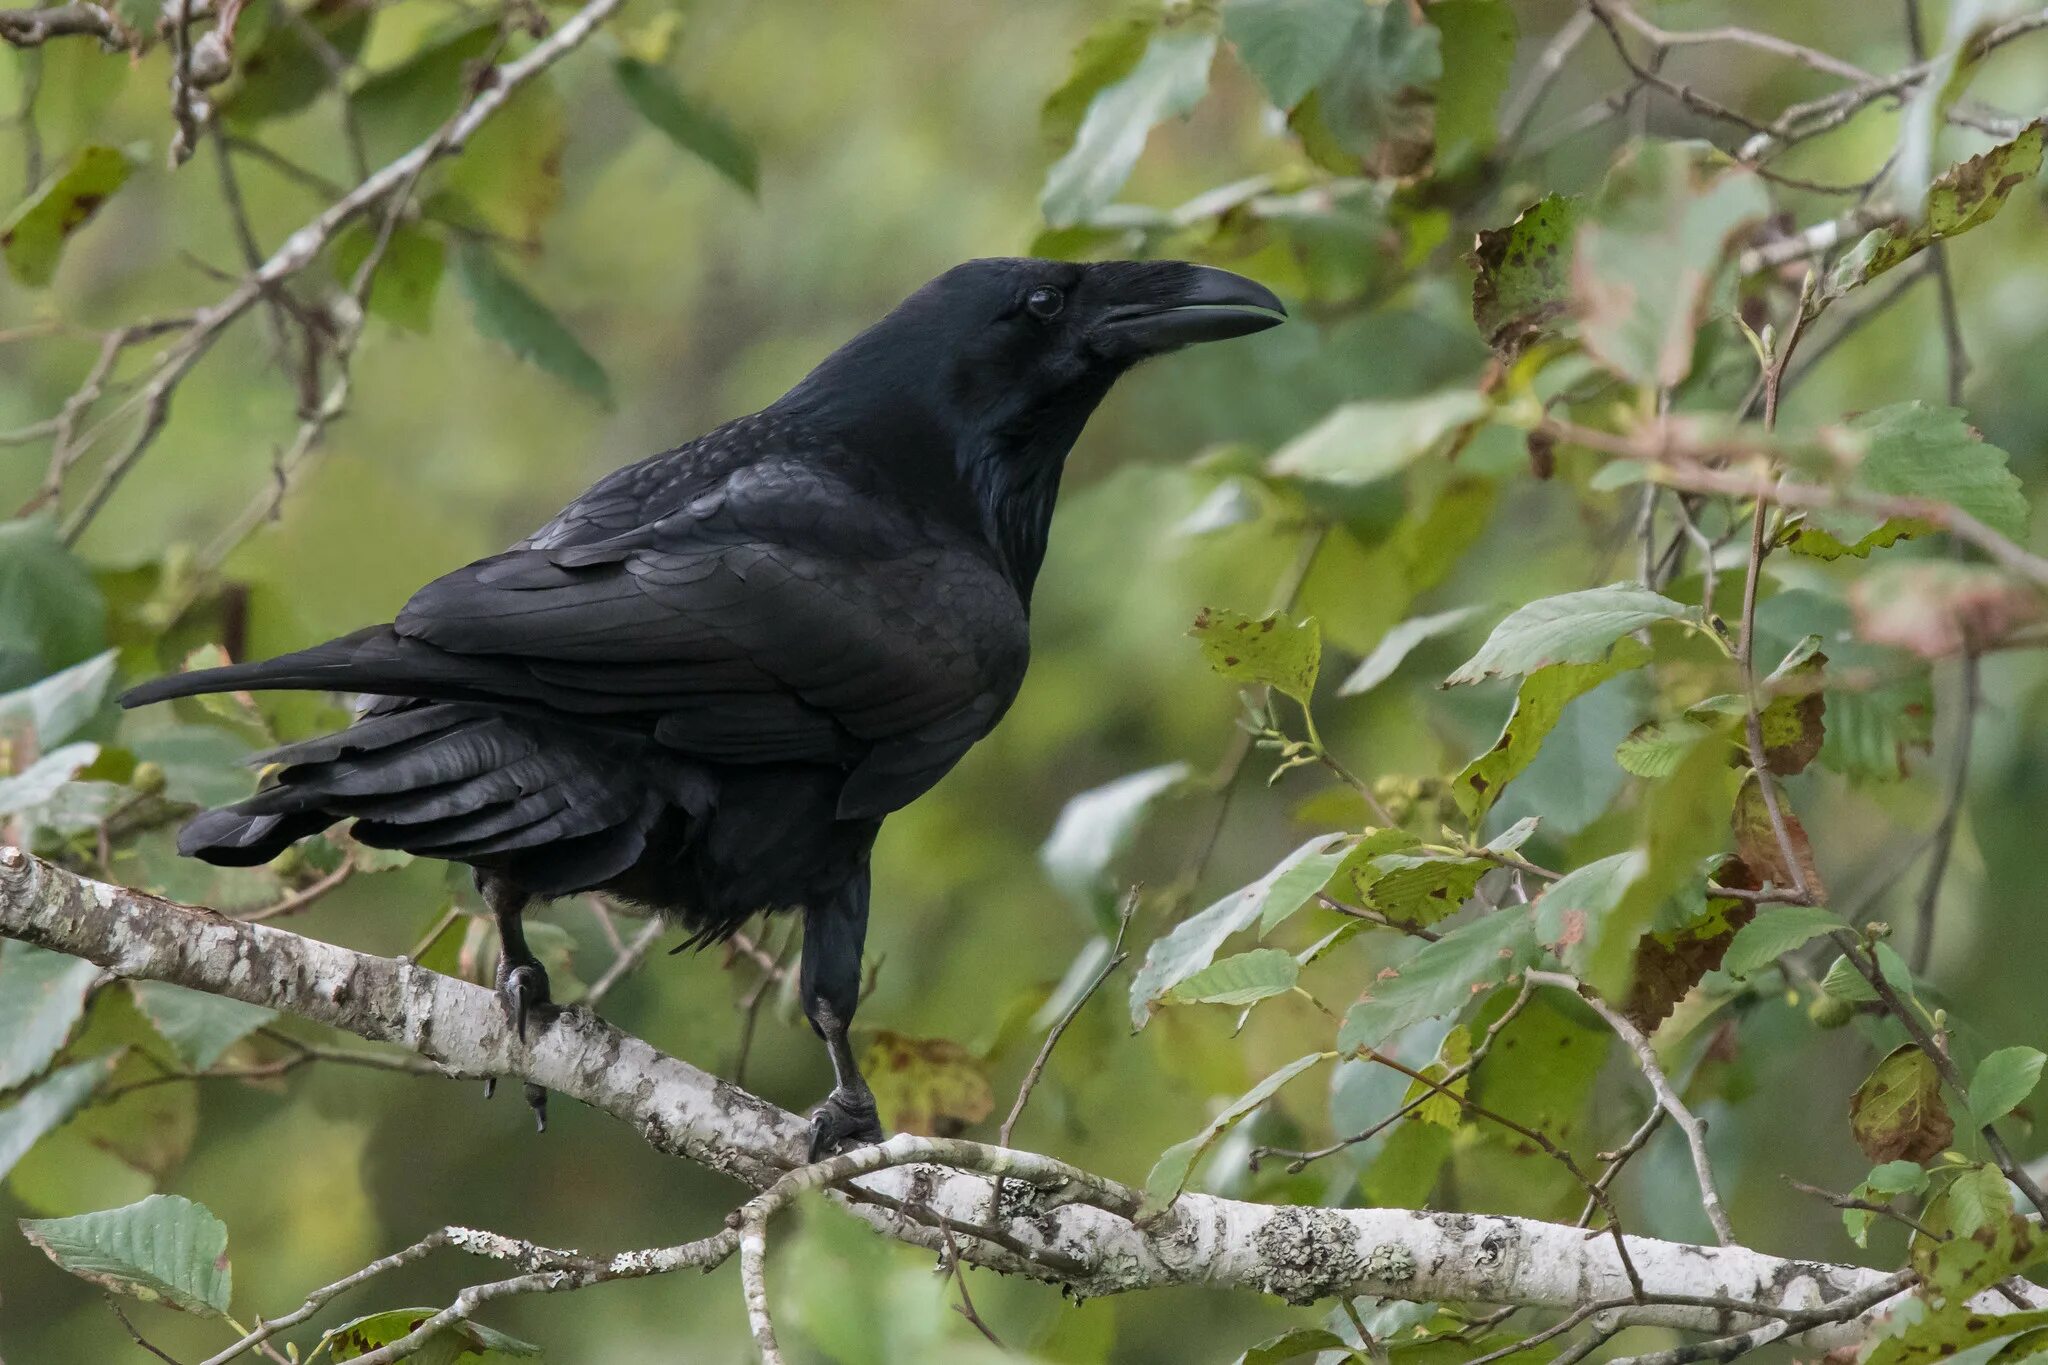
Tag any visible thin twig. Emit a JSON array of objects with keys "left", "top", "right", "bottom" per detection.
[
  {"left": 585, "top": 916, "right": 668, "bottom": 1006},
  {"left": 1783, "top": 1175, "right": 1947, "bottom": 1242},
  {"left": 1912, "top": 651, "right": 1978, "bottom": 975}
]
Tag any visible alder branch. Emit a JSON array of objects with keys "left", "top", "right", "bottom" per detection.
[{"left": 7, "top": 848, "right": 2045, "bottom": 1357}]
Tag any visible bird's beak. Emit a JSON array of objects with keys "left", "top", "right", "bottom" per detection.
[{"left": 1092, "top": 264, "right": 1287, "bottom": 356}]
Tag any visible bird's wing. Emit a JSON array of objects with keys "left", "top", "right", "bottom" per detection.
[{"left": 391, "top": 458, "right": 1026, "bottom": 784}]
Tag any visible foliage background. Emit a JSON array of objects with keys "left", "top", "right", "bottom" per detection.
[{"left": 2, "top": 0, "right": 2047, "bottom": 1361}]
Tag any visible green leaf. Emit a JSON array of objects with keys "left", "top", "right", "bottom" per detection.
[
  {"left": 1430, "top": 0, "right": 1516, "bottom": 166},
  {"left": 1265, "top": 390, "right": 1490, "bottom": 488},
  {"left": 1313, "top": 0, "right": 1440, "bottom": 177},
  {"left": 1531, "top": 851, "right": 1643, "bottom": 970},
  {"left": 0, "top": 650, "right": 116, "bottom": 748},
  {"left": 1720, "top": 905, "right": 1842, "bottom": 978},
  {"left": 1337, "top": 909, "right": 1539, "bottom": 1051},
  {"left": 1358, "top": 852, "right": 1491, "bottom": 926},
  {"left": 0, "top": 942, "right": 102, "bottom": 1092},
  {"left": 613, "top": 59, "right": 759, "bottom": 196},
  {"left": 20, "top": 1194, "right": 232, "bottom": 1317},
  {"left": 1850, "top": 1044, "right": 1953, "bottom": 1165},
  {"left": 351, "top": 20, "right": 498, "bottom": 159},
  {"left": 1163, "top": 948, "right": 1300, "bottom": 1007},
  {"left": 1142, "top": 1052, "right": 1325, "bottom": 1211},
  {"left": 323, "top": 1308, "right": 541, "bottom": 1363},
  {"left": 1970, "top": 1047, "right": 2047, "bottom": 1126},
  {"left": 1758, "top": 642, "right": 1827, "bottom": 776},
  {"left": 0, "top": 519, "right": 109, "bottom": 686},
  {"left": 221, "top": 0, "right": 372, "bottom": 124},
  {"left": 1446, "top": 584, "right": 1687, "bottom": 685},
  {"left": 1222, "top": 0, "right": 1359, "bottom": 110},
  {"left": 1453, "top": 636, "right": 1650, "bottom": 821},
  {"left": 1189, "top": 608, "right": 1320, "bottom": 704},
  {"left": 331, "top": 222, "right": 445, "bottom": 333},
  {"left": 0, "top": 741, "right": 101, "bottom": 817},
  {"left": 1821, "top": 941, "right": 1918, "bottom": 1006},
  {"left": 1340, "top": 605, "right": 1486, "bottom": 697},
  {"left": 1866, "top": 1307, "right": 2048, "bottom": 1365},
  {"left": 1470, "top": 194, "right": 1580, "bottom": 358},
  {"left": 453, "top": 244, "right": 613, "bottom": 407},
  {"left": 1129, "top": 835, "right": 1343, "bottom": 1027},
  {"left": 1859, "top": 402, "right": 2026, "bottom": 539},
  {"left": 130, "top": 983, "right": 277, "bottom": 1073},
  {"left": 0, "top": 1057, "right": 116, "bottom": 1182},
  {"left": 1255, "top": 846, "right": 1353, "bottom": 936},
  {"left": 1867, "top": 1159, "right": 1933, "bottom": 1196},
  {"left": 1041, "top": 4, "right": 1158, "bottom": 148},
  {"left": 1574, "top": 141, "right": 1770, "bottom": 388},
  {"left": 444, "top": 76, "right": 566, "bottom": 245},
  {"left": 1, "top": 145, "right": 134, "bottom": 288},
  {"left": 1614, "top": 716, "right": 1719, "bottom": 778},
  {"left": 1040, "top": 762, "right": 1189, "bottom": 922},
  {"left": 1827, "top": 120, "right": 2046, "bottom": 300},
  {"left": 1041, "top": 25, "right": 1217, "bottom": 227},
  {"left": 1234, "top": 1327, "right": 1352, "bottom": 1365}
]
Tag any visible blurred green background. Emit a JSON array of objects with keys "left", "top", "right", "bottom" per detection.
[{"left": 3, "top": 0, "right": 2048, "bottom": 1361}]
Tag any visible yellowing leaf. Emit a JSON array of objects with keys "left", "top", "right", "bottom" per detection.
[
  {"left": 860, "top": 1031, "right": 994, "bottom": 1138},
  {"left": 1850, "top": 1044, "right": 1953, "bottom": 1165}
]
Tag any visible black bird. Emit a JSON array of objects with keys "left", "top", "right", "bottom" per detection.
[{"left": 121, "top": 258, "right": 1284, "bottom": 1156}]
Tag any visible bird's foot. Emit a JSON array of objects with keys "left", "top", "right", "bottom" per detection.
[
  {"left": 490, "top": 957, "right": 554, "bottom": 1132},
  {"left": 806, "top": 1087, "right": 883, "bottom": 1162}
]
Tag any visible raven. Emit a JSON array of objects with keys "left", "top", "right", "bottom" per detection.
[{"left": 121, "top": 258, "right": 1283, "bottom": 1156}]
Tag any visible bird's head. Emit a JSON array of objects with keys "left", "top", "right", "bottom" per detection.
[{"left": 778, "top": 257, "right": 1284, "bottom": 589}]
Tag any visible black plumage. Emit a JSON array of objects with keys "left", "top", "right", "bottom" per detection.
[{"left": 121, "top": 257, "right": 1284, "bottom": 1153}]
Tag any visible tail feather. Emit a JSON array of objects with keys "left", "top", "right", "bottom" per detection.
[{"left": 177, "top": 807, "right": 335, "bottom": 866}]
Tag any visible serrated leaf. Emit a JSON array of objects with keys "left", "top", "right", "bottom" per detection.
[
  {"left": 1190, "top": 608, "right": 1320, "bottom": 703},
  {"left": 1615, "top": 716, "right": 1719, "bottom": 777},
  {"left": 1970, "top": 1047, "right": 2046, "bottom": 1127},
  {"left": 1532, "top": 851, "right": 1643, "bottom": 970},
  {"left": 1129, "top": 835, "right": 1342, "bottom": 1028},
  {"left": 1721, "top": 905, "right": 1842, "bottom": 978},
  {"left": 1574, "top": 141, "right": 1770, "bottom": 388},
  {"left": 454, "top": 243, "right": 612, "bottom": 408},
  {"left": 1340, "top": 605, "right": 1486, "bottom": 697},
  {"left": 1, "top": 145, "right": 133, "bottom": 288},
  {"left": 1471, "top": 194, "right": 1580, "bottom": 358},
  {"left": 0, "top": 942, "right": 101, "bottom": 1092},
  {"left": 1041, "top": 763, "right": 1189, "bottom": 920},
  {"left": 1359, "top": 852, "right": 1491, "bottom": 925},
  {"left": 1867, "top": 1307, "right": 2048, "bottom": 1365},
  {"left": 1222, "top": 0, "right": 1359, "bottom": 110},
  {"left": 613, "top": 59, "right": 759, "bottom": 196},
  {"left": 859, "top": 1031, "right": 993, "bottom": 1138},
  {"left": 20, "top": 1194, "right": 232, "bottom": 1316},
  {"left": 0, "top": 1056, "right": 116, "bottom": 1182},
  {"left": 1163, "top": 948, "right": 1300, "bottom": 1007},
  {"left": 1446, "top": 584, "right": 1688, "bottom": 684},
  {"left": 1827, "top": 120, "right": 2046, "bottom": 301},
  {"left": 1732, "top": 771, "right": 1826, "bottom": 898},
  {"left": 1041, "top": 25, "right": 1217, "bottom": 227},
  {"left": 1851, "top": 1044, "right": 1953, "bottom": 1165},
  {"left": 1453, "top": 636, "right": 1650, "bottom": 821},
  {"left": 1338, "top": 909, "right": 1539, "bottom": 1051},
  {"left": 1266, "top": 390, "right": 1490, "bottom": 488},
  {"left": 323, "top": 1308, "right": 541, "bottom": 1363},
  {"left": 1142, "top": 1052, "right": 1325, "bottom": 1211},
  {"left": 131, "top": 983, "right": 276, "bottom": 1073},
  {"left": 1792, "top": 402, "right": 2030, "bottom": 559}
]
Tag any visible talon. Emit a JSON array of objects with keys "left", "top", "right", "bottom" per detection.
[
  {"left": 525, "top": 1082, "right": 548, "bottom": 1133},
  {"left": 494, "top": 960, "right": 553, "bottom": 1044},
  {"left": 483, "top": 1076, "right": 497, "bottom": 1101},
  {"left": 806, "top": 1088, "right": 883, "bottom": 1162}
]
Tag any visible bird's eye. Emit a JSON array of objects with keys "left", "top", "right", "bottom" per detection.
[{"left": 1024, "top": 285, "right": 1065, "bottom": 319}]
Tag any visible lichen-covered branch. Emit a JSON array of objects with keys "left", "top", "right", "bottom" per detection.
[{"left": 3, "top": 847, "right": 2040, "bottom": 1350}]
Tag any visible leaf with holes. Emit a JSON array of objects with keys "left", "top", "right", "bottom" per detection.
[
  {"left": 20, "top": 1194, "right": 232, "bottom": 1316},
  {"left": 1447, "top": 585, "right": 1688, "bottom": 685},
  {"left": 1471, "top": 194, "right": 1580, "bottom": 358},
  {"left": 1850, "top": 1045, "right": 1953, "bottom": 1165},
  {"left": 1357, "top": 852, "right": 1491, "bottom": 926},
  {"left": 1453, "top": 636, "right": 1650, "bottom": 821},
  {"left": 1190, "top": 608, "right": 1321, "bottom": 704}
]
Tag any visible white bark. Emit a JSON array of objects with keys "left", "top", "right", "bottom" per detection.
[{"left": 1, "top": 848, "right": 2035, "bottom": 1345}]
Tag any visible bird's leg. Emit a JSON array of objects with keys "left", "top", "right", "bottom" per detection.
[
  {"left": 478, "top": 871, "right": 551, "bottom": 1132},
  {"left": 800, "top": 875, "right": 882, "bottom": 1161}
]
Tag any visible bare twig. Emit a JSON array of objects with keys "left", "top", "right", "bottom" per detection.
[
  {"left": 1913, "top": 650, "right": 1979, "bottom": 974},
  {"left": 0, "top": 2, "right": 127, "bottom": 47},
  {"left": 1783, "top": 1176, "right": 1946, "bottom": 1242},
  {"left": 585, "top": 916, "right": 668, "bottom": 1006}
]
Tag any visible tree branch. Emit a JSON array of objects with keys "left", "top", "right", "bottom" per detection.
[{"left": 5, "top": 847, "right": 2043, "bottom": 1350}]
